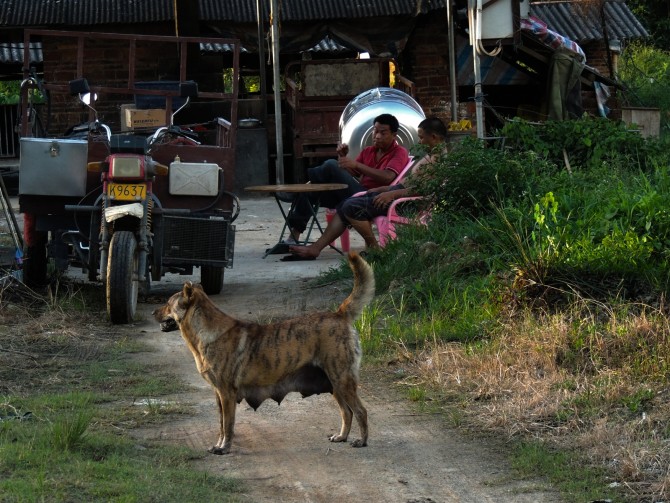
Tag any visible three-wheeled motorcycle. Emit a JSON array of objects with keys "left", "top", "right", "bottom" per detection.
[{"left": 17, "top": 29, "right": 242, "bottom": 323}]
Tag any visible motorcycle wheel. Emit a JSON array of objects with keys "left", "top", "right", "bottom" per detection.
[
  {"left": 107, "top": 231, "right": 138, "bottom": 324},
  {"left": 200, "top": 265, "right": 224, "bottom": 295}
]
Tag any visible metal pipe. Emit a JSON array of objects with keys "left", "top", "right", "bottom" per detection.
[
  {"left": 446, "top": 1, "right": 458, "bottom": 123},
  {"left": 270, "top": 0, "right": 284, "bottom": 183},
  {"left": 256, "top": 0, "right": 267, "bottom": 102},
  {"left": 469, "top": 0, "right": 485, "bottom": 138}
]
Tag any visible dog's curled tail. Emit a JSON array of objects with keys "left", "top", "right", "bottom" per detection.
[{"left": 337, "top": 252, "right": 376, "bottom": 320}]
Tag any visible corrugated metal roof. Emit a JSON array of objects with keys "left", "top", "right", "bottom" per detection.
[
  {"left": 530, "top": 0, "right": 648, "bottom": 44},
  {"left": 0, "top": 42, "right": 40, "bottom": 64},
  {"left": 0, "top": 0, "right": 445, "bottom": 26},
  {"left": 0, "top": 0, "right": 648, "bottom": 65},
  {"left": 198, "top": 0, "right": 446, "bottom": 22},
  {"left": 200, "top": 35, "right": 347, "bottom": 54},
  {"left": 200, "top": 42, "right": 249, "bottom": 54},
  {"left": 306, "top": 35, "right": 350, "bottom": 54},
  {"left": 0, "top": 0, "right": 173, "bottom": 26},
  {"left": 0, "top": 0, "right": 649, "bottom": 41}
]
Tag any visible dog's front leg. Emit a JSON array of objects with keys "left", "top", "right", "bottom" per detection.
[
  {"left": 207, "top": 391, "right": 228, "bottom": 455},
  {"left": 208, "top": 389, "right": 236, "bottom": 455}
]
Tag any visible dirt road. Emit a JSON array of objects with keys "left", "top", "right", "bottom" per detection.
[{"left": 129, "top": 196, "right": 562, "bottom": 503}]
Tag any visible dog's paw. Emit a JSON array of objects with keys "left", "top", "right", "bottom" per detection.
[
  {"left": 328, "top": 434, "right": 347, "bottom": 443},
  {"left": 159, "top": 318, "right": 179, "bottom": 332},
  {"left": 350, "top": 438, "right": 367, "bottom": 448},
  {"left": 207, "top": 445, "right": 230, "bottom": 455}
]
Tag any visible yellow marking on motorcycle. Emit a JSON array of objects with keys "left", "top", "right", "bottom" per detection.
[{"left": 107, "top": 183, "right": 147, "bottom": 201}]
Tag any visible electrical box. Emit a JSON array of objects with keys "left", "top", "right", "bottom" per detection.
[{"left": 480, "top": 0, "right": 530, "bottom": 41}]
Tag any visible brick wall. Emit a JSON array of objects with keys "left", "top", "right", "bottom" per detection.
[
  {"left": 401, "top": 15, "right": 453, "bottom": 125},
  {"left": 42, "top": 34, "right": 181, "bottom": 134}
]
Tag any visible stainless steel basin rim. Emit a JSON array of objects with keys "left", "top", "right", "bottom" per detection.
[{"left": 339, "top": 87, "right": 426, "bottom": 160}]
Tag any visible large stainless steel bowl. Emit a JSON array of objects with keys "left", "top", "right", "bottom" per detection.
[{"left": 339, "top": 87, "right": 425, "bottom": 160}]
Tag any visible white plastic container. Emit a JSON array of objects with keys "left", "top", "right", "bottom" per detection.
[{"left": 169, "top": 158, "right": 221, "bottom": 196}]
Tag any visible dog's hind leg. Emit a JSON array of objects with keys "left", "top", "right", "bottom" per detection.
[
  {"left": 329, "top": 378, "right": 368, "bottom": 447},
  {"left": 208, "top": 389, "right": 236, "bottom": 455},
  {"left": 329, "top": 388, "right": 354, "bottom": 443},
  {"left": 347, "top": 391, "right": 368, "bottom": 447}
]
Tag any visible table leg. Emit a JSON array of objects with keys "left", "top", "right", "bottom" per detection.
[
  {"left": 263, "top": 193, "right": 344, "bottom": 258},
  {"left": 296, "top": 201, "right": 344, "bottom": 255},
  {"left": 262, "top": 194, "right": 294, "bottom": 258}
]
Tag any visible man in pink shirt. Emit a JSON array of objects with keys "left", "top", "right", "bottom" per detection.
[{"left": 286, "top": 113, "right": 409, "bottom": 243}]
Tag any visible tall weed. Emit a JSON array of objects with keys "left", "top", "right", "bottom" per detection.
[{"left": 48, "top": 392, "right": 94, "bottom": 451}]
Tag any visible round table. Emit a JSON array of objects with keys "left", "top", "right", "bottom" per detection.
[{"left": 244, "top": 183, "right": 348, "bottom": 194}]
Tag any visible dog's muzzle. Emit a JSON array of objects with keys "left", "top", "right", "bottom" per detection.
[{"left": 159, "top": 317, "right": 179, "bottom": 332}]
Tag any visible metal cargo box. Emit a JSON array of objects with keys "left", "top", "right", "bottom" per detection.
[
  {"left": 19, "top": 138, "right": 89, "bottom": 197},
  {"left": 162, "top": 215, "right": 233, "bottom": 264}
]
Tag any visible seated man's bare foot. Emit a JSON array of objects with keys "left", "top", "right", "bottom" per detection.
[{"left": 288, "top": 245, "right": 320, "bottom": 259}]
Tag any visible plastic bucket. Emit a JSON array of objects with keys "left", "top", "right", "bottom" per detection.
[{"left": 339, "top": 87, "right": 425, "bottom": 160}]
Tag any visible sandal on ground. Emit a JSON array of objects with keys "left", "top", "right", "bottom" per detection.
[{"left": 280, "top": 254, "right": 316, "bottom": 262}]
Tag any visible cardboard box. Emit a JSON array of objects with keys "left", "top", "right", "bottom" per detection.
[{"left": 123, "top": 106, "right": 166, "bottom": 130}]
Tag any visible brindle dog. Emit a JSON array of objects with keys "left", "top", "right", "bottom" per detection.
[{"left": 153, "top": 252, "right": 375, "bottom": 455}]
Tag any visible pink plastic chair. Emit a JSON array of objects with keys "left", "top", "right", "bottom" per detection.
[
  {"left": 327, "top": 157, "right": 416, "bottom": 252},
  {"left": 373, "top": 195, "right": 428, "bottom": 246},
  {"left": 351, "top": 157, "right": 429, "bottom": 247}
]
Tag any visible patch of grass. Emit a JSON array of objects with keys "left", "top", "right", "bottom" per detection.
[
  {"left": 406, "top": 385, "right": 428, "bottom": 403},
  {"left": 328, "top": 230, "right": 668, "bottom": 502},
  {"left": 0, "top": 279, "right": 243, "bottom": 502},
  {"left": 512, "top": 441, "right": 619, "bottom": 502},
  {"left": 0, "top": 419, "right": 242, "bottom": 502}
]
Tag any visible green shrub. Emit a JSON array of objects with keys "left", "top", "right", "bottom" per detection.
[
  {"left": 394, "top": 127, "right": 670, "bottom": 304},
  {"left": 618, "top": 40, "right": 670, "bottom": 134},
  {"left": 411, "top": 138, "right": 552, "bottom": 217},
  {"left": 500, "top": 116, "right": 648, "bottom": 171}
]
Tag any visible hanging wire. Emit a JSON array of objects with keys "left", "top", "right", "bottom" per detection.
[{"left": 468, "top": 0, "right": 502, "bottom": 57}]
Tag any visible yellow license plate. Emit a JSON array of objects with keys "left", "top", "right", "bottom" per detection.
[{"left": 107, "top": 183, "right": 147, "bottom": 201}]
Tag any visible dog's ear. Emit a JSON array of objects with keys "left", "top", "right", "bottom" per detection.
[{"left": 182, "top": 281, "right": 194, "bottom": 299}]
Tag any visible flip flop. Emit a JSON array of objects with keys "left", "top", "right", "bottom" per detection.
[
  {"left": 267, "top": 243, "right": 290, "bottom": 254},
  {"left": 280, "top": 254, "right": 316, "bottom": 261}
]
